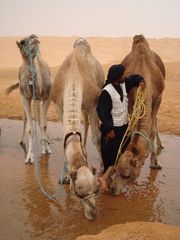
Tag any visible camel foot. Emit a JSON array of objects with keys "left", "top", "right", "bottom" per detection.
[
  {"left": 25, "top": 153, "right": 34, "bottom": 164},
  {"left": 41, "top": 146, "right": 52, "bottom": 155},
  {"left": 150, "top": 160, "right": 162, "bottom": 170}
]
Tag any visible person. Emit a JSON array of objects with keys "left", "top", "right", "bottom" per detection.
[{"left": 97, "top": 64, "right": 145, "bottom": 177}]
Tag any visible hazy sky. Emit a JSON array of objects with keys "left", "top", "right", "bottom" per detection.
[{"left": 0, "top": 0, "right": 179, "bottom": 37}]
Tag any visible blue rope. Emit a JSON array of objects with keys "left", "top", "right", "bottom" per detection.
[{"left": 24, "top": 39, "right": 66, "bottom": 200}]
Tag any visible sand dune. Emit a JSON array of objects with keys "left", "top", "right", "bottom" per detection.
[{"left": 0, "top": 36, "right": 180, "bottom": 68}]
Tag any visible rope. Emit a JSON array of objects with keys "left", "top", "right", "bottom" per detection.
[
  {"left": 131, "top": 131, "right": 152, "bottom": 151},
  {"left": 107, "top": 86, "right": 152, "bottom": 184},
  {"left": 24, "top": 39, "right": 66, "bottom": 200},
  {"left": 113, "top": 86, "right": 147, "bottom": 166}
]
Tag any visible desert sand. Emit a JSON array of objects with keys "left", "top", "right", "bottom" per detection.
[
  {"left": 0, "top": 36, "right": 180, "bottom": 239},
  {"left": 76, "top": 222, "right": 180, "bottom": 240}
]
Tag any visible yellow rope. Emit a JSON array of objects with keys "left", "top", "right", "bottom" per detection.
[{"left": 114, "top": 86, "right": 146, "bottom": 166}]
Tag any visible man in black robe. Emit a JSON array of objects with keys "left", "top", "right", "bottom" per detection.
[{"left": 97, "top": 64, "right": 145, "bottom": 173}]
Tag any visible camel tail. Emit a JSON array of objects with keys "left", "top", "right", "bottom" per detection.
[{"left": 5, "top": 82, "right": 19, "bottom": 96}]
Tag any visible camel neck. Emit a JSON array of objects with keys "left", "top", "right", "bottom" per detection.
[
  {"left": 63, "top": 73, "right": 83, "bottom": 136},
  {"left": 22, "top": 57, "right": 36, "bottom": 79},
  {"left": 65, "top": 141, "right": 86, "bottom": 171}
]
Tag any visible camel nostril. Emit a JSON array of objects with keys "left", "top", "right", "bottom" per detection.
[{"left": 89, "top": 209, "right": 98, "bottom": 219}]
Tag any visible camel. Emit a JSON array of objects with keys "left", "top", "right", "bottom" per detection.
[
  {"left": 6, "top": 34, "right": 52, "bottom": 163},
  {"left": 51, "top": 38, "right": 105, "bottom": 220},
  {"left": 105, "top": 35, "right": 165, "bottom": 195}
]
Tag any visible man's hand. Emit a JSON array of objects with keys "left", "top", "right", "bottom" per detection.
[
  {"left": 98, "top": 176, "right": 109, "bottom": 192},
  {"left": 139, "top": 81, "right": 145, "bottom": 89},
  {"left": 106, "top": 129, "right": 115, "bottom": 139}
]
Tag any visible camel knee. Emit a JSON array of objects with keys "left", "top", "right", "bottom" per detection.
[
  {"left": 42, "top": 125, "right": 47, "bottom": 132},
  {"left": 27, "top": 127, "right": 34, "bottom": 137}
]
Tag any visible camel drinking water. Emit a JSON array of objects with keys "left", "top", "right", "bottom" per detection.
[
  {"left": 51, "top": 38, "right": 105, "bottom": 220},
  {"left": 105, "top": 35, "right": 165, "bottom": 195},
  {"left": 6, "top": 34, "right": 52, "bottom": 163}
]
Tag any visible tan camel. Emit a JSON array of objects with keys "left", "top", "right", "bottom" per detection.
[
  {"left": 106, "top": 35, "right": 165, "bottom": 195},
  {"left": 51, "top": 38, "right": 105, "bottom": 220},
  {"left": 6, "top": 34, "right": 52, "bottom": 163}
]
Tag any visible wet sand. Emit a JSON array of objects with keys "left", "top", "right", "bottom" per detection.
[{"left": 0, "top": 119, "right": 180, "bottom": 240}]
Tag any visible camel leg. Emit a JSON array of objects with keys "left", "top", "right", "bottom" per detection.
[
  {"left": 88, "top": 108, "right": 104, "bottom": 173},
  {"left": 156, "top": 119, "right": 164, "bottom": 149},
  {"left": 19, "top": 110, "right": 27, "bottom": 145},
  {"left": 21, "top": 96, "right": 34, "bottom": 164},
  {"left": 41, "top": 97, "right": 52, "bottom": 154},
  {"left": 150, "top": 96, "right": 162, "bottom": 169},
  {"left": 36, "top": 100, "right": 41, "bottom": 127},
  {"left": 54, "top": 103, "right": 63, "bottom": 122},
  {"left": 82, "top": 110, "right": 89, "bottom": 157}
]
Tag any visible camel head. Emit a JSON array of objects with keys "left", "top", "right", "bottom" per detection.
[
  {"left": 16, "top": 34, "right": 40, "bottom": 60},
  {"left": 73, "top": 37, "right": 91, "bottom": 53},
  {"left": 65, "top": 138, "right": 99, "bottom": 220},
  {"left": 108, "top": 148, "right": 146, "bottom": 195},
  {"left": 132, "top": 34, "right": 149, "bottom": 52},
  {"left": 70, "top": 165, "right": 99, "bottom": 220}
]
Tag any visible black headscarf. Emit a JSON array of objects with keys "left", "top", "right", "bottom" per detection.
[
  {"left": 102, "top": 64, "right": 125, "bottom": 101},
  {"left": 104, "top": 64, "right": 125, "bottom": 87}
]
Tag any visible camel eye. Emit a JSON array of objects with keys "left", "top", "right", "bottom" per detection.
[{"left": 20, "top": 40, "right": 25, "bottom": 45}]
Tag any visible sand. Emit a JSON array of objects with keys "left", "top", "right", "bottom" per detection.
[{"left": 76, "top": 222, "right": 180, "bottom": 240}]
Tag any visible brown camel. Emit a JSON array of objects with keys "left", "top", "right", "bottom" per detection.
[
  {"left": 106, "top": 35, "right": 165, "bottom": 195},
  {"left": 6, "top": 34, "right": 52, "bottom": 163},
  {"left": 51, "top": 38, "right": 105, "bottom": 219}
]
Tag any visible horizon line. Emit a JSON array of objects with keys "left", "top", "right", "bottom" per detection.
[{"left": 0, "top": 34, "right": 180, "bottom": 40}]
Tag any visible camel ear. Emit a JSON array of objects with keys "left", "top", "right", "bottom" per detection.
[
  {"left": 92, "top": 164, "right": 96, "bottom": 175},
  {"left": 70, "top": 171, "right": 77, "bottom": 181},
  {"left": 130, "top": 159, "right": 137, "bottom": 167},
  {"left": 16, "top": 41, "right": 21, "bottom": 48}
]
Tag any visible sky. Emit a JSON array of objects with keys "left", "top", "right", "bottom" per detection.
[{"left": 0, "top": 0, "right": 180, "bottom": 38}]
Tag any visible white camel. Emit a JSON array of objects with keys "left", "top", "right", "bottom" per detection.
[
  {"left": 51, "top": 38, "right": 105, "bottom": 219},
  {"left": 6, "top": 34, "right": 52, "bottom": 163}
]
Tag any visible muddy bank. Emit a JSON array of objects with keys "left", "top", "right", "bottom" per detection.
[
  {"left": 76, "top": 222, "right": 180, "bottom": 240},
  {"left": 0, "top": 119, "right": 180, "bottom": 240}
]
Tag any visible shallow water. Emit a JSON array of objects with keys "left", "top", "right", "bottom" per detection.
[{"left": 0, "top": 119, "right": 180, "bottom": 240}]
